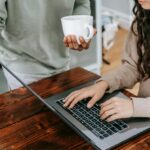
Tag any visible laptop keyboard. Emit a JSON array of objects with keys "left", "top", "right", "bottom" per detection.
[{"left": 57, "top": 98, "right": 128, "bottom": 139}]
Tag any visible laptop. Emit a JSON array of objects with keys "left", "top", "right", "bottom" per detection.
[
  {"left": 45, "top": 81, "right": 150, "bottom": 150},
  {"left": 2, "top": 63, "right": 150, "bottom": 150}
]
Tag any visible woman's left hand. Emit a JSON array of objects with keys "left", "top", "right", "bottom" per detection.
[{"left": 100, "top": 97, "right": 134, "bottom": 122}]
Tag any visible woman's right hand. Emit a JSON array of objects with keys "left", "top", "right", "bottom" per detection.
[{"left": 63, "top": 80, "right": 109, "bottom": 109}]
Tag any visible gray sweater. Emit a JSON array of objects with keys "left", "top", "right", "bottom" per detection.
[{"left": 0, "top": 0, "right": 90, "bottom": 77}]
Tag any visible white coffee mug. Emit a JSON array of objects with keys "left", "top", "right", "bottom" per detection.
[{"left": 61, "top": 15, "right": 94, "bottom": 44}]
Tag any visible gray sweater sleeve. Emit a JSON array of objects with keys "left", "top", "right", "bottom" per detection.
[
  {"left": 73, "top": 0, "right": 91, "bottom": 15},
  {"left": 0, "top": 0, "right": 7, "bottom": 36}
]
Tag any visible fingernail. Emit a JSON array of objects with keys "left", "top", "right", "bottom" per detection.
[
  {"left": 100, "top": 104, "right": 103, "bottom": 107},
  {"left": 69, "top": 106, "right": 73, "bottom": 109},
  {"left": 63, "top": 103, "right": 67, "bottom": 107},
  {"left": 87, "top": 104, "right": 91, "bottom": 108},
  {"left": 101, "top": 117, "right": 104, "bottom": 120},
  {"left": 74, "top": 44, "right": 78, "bottom": 49}
]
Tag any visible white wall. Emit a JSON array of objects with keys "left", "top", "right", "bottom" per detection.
[
  {"left": 102, "top": 0, "right": 134, "bottom": 29},
  {"left": 102, "top": 0, "right": 131, "bottom": 15}
]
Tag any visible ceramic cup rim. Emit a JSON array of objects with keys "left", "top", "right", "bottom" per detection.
[{"left": 61, "top": 15, "right": 93, "bottom": 21}]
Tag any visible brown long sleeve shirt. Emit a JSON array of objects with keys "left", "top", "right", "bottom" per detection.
[{"left": 100, "top": 29, "right": 150, "bottom": 118}]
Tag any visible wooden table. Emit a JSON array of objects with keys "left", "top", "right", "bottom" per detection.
[{"left": 0, "top": 67, "right": 150, "bottom": 150}]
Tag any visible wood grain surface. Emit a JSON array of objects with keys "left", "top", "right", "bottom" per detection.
[{"left": 0, "top": 67, "right": 150, "bottom": 150}]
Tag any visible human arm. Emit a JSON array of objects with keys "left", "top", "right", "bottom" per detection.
[
  {"left": 64, "top": 82, "right": 150, "bottom": 121},
  {"left": 97, "top": 29, "right": 140, "bottom": 93},
  {"left": 95, "top": 29, "right": 145, "bottom": 121},
  {"left": 98, "top": 29, "right": 150, "bottom": 121}
]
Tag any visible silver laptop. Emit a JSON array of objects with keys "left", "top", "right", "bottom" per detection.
[
  {"left": 2, "top": 63, "right": 150, "bottom": 150},
  {"left": 45, "top": 81, "right": 150, "bottom": 150}
]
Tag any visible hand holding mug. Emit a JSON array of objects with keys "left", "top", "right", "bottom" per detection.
[
  {"left": 64, "top": 28, "right": 96, "bottom": 51},
  {"left": 61, "top": 15, "right": 96, "bottom": 51}
]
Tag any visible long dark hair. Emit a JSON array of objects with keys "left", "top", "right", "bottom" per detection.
[{"left": 132, "top": 0, "right": 150, "bottom": 79}]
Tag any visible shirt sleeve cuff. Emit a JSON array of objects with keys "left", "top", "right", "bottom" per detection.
[
  {"left": 132, "top": 97, "right": 150, "bottom": 118},
  {"left": 95, "top": 76, "right": 119, "bottom": 93}
]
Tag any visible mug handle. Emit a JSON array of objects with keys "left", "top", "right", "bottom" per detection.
[{"left": 84, "top": 24, "right": 94, "bottom": 42}]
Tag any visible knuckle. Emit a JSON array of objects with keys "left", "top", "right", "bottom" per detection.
[
  {"left": 68, "top": 38, "right": 71, "bottom": 43},
  {"left": 94, "top": 94, "right": 99, "bottom": 100},
  {"left": 106, "top": 112, "right": 110, "bottom": 116},
  {"left": 120, "top": 112, "right": 124, "bottom": 117},
  {"left": 104, "top": 111, "right": 109, "bottom": 116},
  {"left": 112, "top": 116, "right": 116, "bottom": 120},
  {"left": 114, "top": 101, "right": 119, "bottom": 106},
  {"left": 117, "top": 107, "right": 121, "bottom": 112},
  {"left": 112, "top": 97, "right": 116, "bottom": 101},
  {"left": 72, "top": 100, "right": 77, "bottom": 106},
  {"left": 101, "top": 107, "right": 106, "bottom": 112}
]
